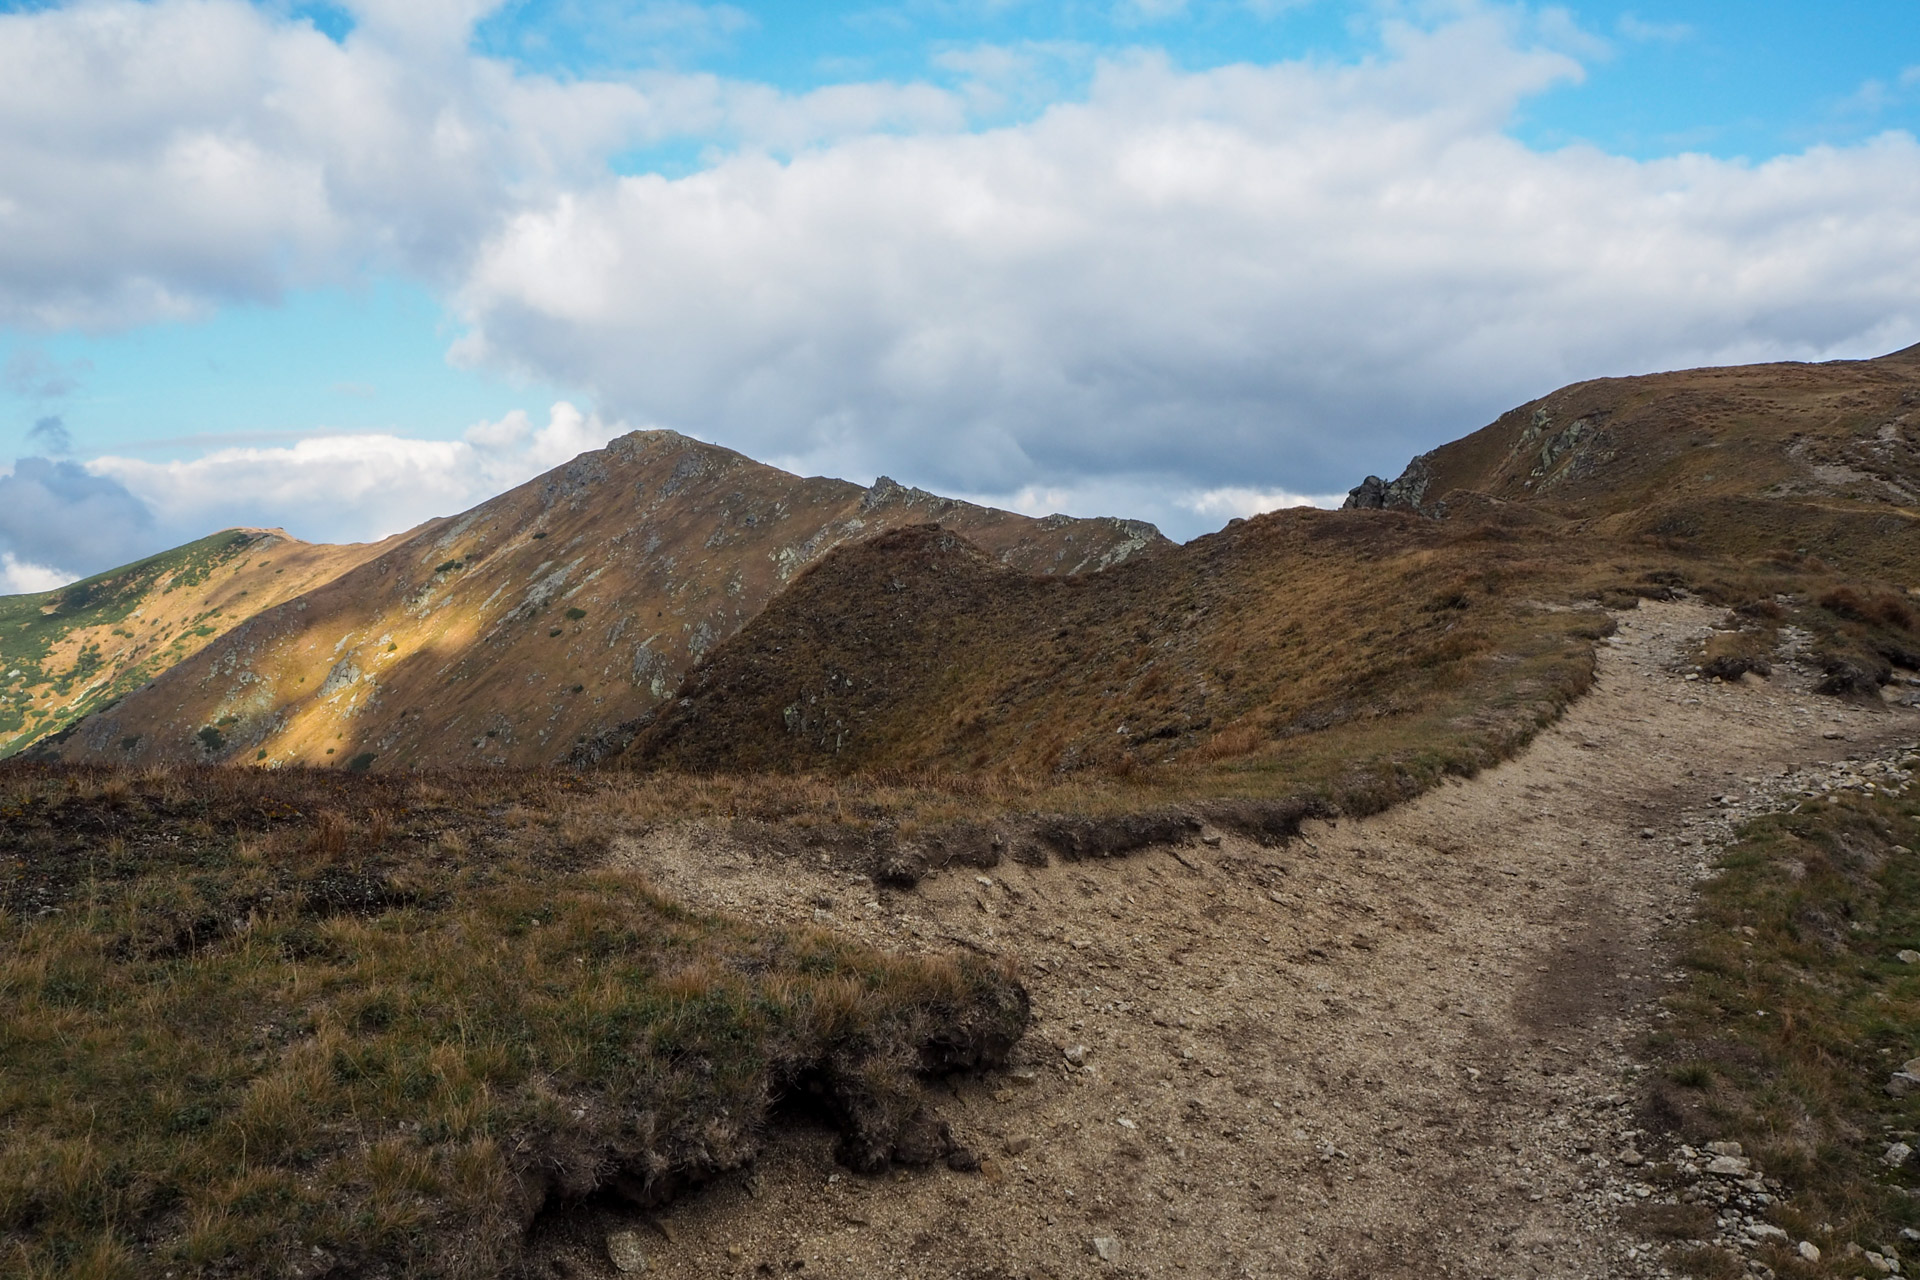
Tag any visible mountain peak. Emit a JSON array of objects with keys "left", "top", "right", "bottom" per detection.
[{"left": 41, "top": 437, "right": 1167, "bottom": 769}]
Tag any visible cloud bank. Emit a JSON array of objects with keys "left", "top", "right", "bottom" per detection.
[
  {"left": 455, "top": 17, "right": 1920, "bottom": 506},
  {"left": 0, "top": 403, "right": 619, "bottom": 590},
  {"left": 0, "top": 1, "right": 1916, "bottom": 578}
]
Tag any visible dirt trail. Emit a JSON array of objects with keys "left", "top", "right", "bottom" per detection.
[{"left": 536, "top": 599, "right": 1920, "bottom": 1279}]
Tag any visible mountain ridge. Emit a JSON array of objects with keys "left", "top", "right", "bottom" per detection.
[
  {"left": 1343, "top": 344, "right": 1920, "bottom": 583},
  {"left": 0, "top": 526, "right": 415, "bottom": 758},
  {"left": 43, "top": 430, "right": 1167, "bottom": 770}
]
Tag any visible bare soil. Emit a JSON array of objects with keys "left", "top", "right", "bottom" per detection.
[{"left": 531, "top": 598, "right": 1920, "bottom": 1280}]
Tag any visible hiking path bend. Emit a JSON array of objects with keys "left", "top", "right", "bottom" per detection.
[{"left": 535, "top": 598, "right": 1920, "bottom": 1279}]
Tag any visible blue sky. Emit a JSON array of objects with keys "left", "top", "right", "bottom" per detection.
[{"left": 0, "top": 0, "right": 1917, "bottom": 584}]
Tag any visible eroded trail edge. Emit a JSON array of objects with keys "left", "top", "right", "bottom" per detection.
[{"left": 546, "top": 599, "right": 1919, "bottom": 1280}]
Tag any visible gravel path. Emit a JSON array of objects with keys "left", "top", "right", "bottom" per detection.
[{"left": 533, "top": 599, "right": 1920, "bottom": 1279}]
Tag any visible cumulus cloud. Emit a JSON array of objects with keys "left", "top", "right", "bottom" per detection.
[
  {"left": 452, "top": 13, "right": 1920, "bottom": 530},
  {"left": 1183, "top": 486, "right": 1346, "bottom": 520},
  {"left": 0, "top": 0, "right": 493, "bottom": 326},
  {"left": 89, "top": 402, "right": 621, "bottom": 548},
  {"left": 949, "top": 475, "right": 1345, "bottom": 540},
  {"left": 0, "top": 0, "right": 966, "bottom": 329},
  {"left": 0, "top": 553, "right": 73, "bottom": 596},
  {"left": 4, "top": 0, "right": 1920, "bottom": 552},
  {"left": 0, "top": 402, "right": 621, "bottom": 590},
  {"left": 0, "top": 457, "right": 156, "bottom": 578}
]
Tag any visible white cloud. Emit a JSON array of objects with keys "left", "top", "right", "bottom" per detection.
[
  {"left": 451, "top": 16, "right": 1920, "bottom": 539},
  {"left": 87, "top": 402, "right": 621, "bottom": 548},
  {"left": 0, "top": 0, "right": 492, "bottom": 326},
  {"left": 0, "top": 553, "right": 75, "bottom": 595},
  {"left": 939, "top": 475, "right": 1342, "bottom": 540},
  {"left": 0, "top": 0, "right": 972, "bottom": 329},
  {"left": 4, "top": 0, "right": 1920, "bottom": 554},
  {"left": 1183, "top": 486, "right": 1345, "bottom": 520}
]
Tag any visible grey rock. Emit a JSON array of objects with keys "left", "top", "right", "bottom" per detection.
[
  {"left": 1886, "top": 1141, "right": 1914, "bottom": 1168},
  {"left": 1341, "top": 455, "right": 1436, "bottom": 514},
  {"left": 1092, "top": 1235, "right": 1123, "bottom": 1263},
  {"left": 1343, "top": 476, "right": 1388, "bottom": 510},
  {"left": 606, "top": 1230, "right": 648, "bottom": 1274},
  {"left": 1799, "top": 1240, "right": 1822, "bottom": 1263},
  {"left": 1705, "top": 1155, "right": 1752, "bottom": 1177}
]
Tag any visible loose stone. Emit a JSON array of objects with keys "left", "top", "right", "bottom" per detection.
[{"left": 606, "top": 1230, "right": 648, "bottom": 1274}]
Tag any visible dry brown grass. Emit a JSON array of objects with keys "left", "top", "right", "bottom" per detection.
[
  {"left": 0, "top": 765, "right": 1028, "bottom": 1278},
  {"left": 628, "top": 512, "right": 1613, "bottom": 807}
]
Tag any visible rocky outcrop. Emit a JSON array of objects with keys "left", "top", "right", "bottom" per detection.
[{"left": 1343, "top": 454, "right": 1438, "bottom": 514}]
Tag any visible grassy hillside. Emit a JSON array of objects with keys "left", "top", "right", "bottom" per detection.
[
  {"left": 5, "top": 349, "right": 1920, "bottom": 1280},
  {"left": 1352, "top": 343, "right": 1920, "bottom": 584},
  {"left": 0, "top": 530, "right": 398, "bottom": 760},
  {"left": 0, "top": 764, "right": 1027, "bottom": 1279},
  {"left": 1639, "top": 752, "right": 1920, "bottom": 1278},
  {"left": 630, "top": 514, "right": 1615, "bottom": 820}
]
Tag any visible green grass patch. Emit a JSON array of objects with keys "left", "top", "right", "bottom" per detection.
[
  {"left": 0, "top": 531, "right": 264, "bottom": 759},
  {"left": 1646, "top": 753, "right": 1920, "bottom": 1275}
]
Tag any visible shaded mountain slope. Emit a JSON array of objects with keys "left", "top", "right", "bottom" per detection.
[
  {"left": 0, "top": 529, "right": 408, "bottom": 758},
  {"left": 628, "top": 514, "right": 1608, "bottom": 811},
  {"left": 51, "top": 431, "right": 1165, "bottom": 770},
  {"left": 1346, "top": 343, "right": 1920, "bottom": 581}
]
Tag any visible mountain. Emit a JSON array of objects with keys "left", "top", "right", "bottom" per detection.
[
  {"left": 624, "top": 345, "right": 1920, "bottom": 790},
  {"left": 35, "top": 347, "right": 1920, "bottom": 784},
  {"left": 1345, "top": 342, "right": 1920, "bottom": 581},
  {"left": 0, "top": 528, "right": 408, "bottom": 758},
  {"left": 43, "top": 431, "right": 1165, "bottom": 770}
]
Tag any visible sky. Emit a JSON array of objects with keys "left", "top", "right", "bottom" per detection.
[{"left": 1, "top": 0, "right": 1917, "bottom": 590}]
